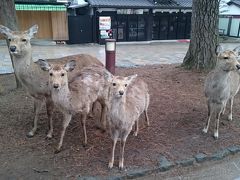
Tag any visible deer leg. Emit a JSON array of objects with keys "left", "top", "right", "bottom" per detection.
[
  {"left": 27, "top": 99, "right": 43, "bottom": 137},
  {"left": 100, "top": 104, "right": 107, "bottom": 131},
  {"left": 119, "top": 135, "right": 128, "bottom": 170},
  {"left": 214, "top": 104, "right": 224, "bottom": 139},
  {"left": 81, "top": 113, "right": 88, "bottom": 146},
  {"left": 133, "top": 120, "right": 139, "bottom": 136},
  {"left": 227, "top": 97, "right": 234, "bottom": 121},
  {"left": 144, "top": 110, "right": 150, "bottom": 127},
  {"left": 108, "top": 130, "right": 118, "bottom": 169},
  {"left": 202, "top": 101, "right": 213, "bottom": 134},
  {"left": 46, "top": 98, "right": 54, "bottom": 139},
  {"left": 55, "top": 113, "right": 72, "bottom": 153}
]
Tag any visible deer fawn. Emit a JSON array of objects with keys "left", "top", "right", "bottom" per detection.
[
  {"left": 0, "top": 25, "right": 103, "bottom": 139},
  {"left": 36, "top": 59, "right": 110, "bottom": 153},
  {"left": 106, "top": 74, "right": 150, "bottom": 169},
  {"left": 203, "top": 45, "right": 240, "bottom": 139}
]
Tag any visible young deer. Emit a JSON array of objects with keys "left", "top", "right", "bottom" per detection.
[
  {"left": 203, "top": 45, "right": 240, "bottom": 139},
  {"left": 106, "top": 74, "right": 150, "bottom": 169},
  {"left": 0, "top": 25, "right": 103, "bottom": 139},
  {"left": 36, "top": 59, "right": 110, "bottom": 153}
]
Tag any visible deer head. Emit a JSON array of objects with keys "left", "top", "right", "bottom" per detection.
[
  {"left": 36, "top": 59, "right": 76, "bottom": 90},
  {"left": 0, "top": 24, "right": 38, "bottom": 57},
  {"left": 109, "top": 74, "right": 138, "bottom": 98}
]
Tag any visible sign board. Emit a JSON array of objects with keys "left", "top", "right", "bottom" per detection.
[{"left": 99, "top": 16, "right": 111, "bottom": 30}]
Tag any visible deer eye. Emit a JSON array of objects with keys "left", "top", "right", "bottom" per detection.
[
  {"left": 224, "top": 57, "right": 229, "bottom": 59},
  {"left": 22, "top": 39, "right": 27, "bottom": 42},
  {"left": 113, "top": 83, "right": 116, "bottom": 86},
  {"left": 8, "top": 39, "right": 11, "bottom": 42},
  {"left": 125, "top": 84, "right": 127, "bottom": 87},
  {"left": 61, "top": 73, "right": 65, "bottom": 77},
  {"left": 49, "top": 73, "right": 53, "bottom": 76}
]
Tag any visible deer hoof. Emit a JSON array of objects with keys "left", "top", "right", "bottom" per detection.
[
  {"left": 54, "top": 148, "right": 61, "bottom": 154},
  {"left": 202, "top": 128, "right": 208, "bottom": 134},
  {"left": 46, "top": 133, "right": 53, "bottom": 139},
  {"left": 213, "top": 132, "right": 219, "bottom": 139},
  {"left": 108, "top": 162, "right": 113, "bottom": 169},
  {"left": 26, "top": 131, "right": 34, "bottom": 138}
]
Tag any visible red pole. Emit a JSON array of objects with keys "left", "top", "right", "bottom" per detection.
[{"left": 105, "top": 39, "right": 116, "bottom": 75}]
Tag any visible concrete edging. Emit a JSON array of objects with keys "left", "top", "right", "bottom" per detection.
[{"left": 77, "top": 145, "right": 240, "bottom": 180}]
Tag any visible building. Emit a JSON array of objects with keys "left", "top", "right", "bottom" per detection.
[
  {"left": 219, "top": 0, "right": 240, "bottom": 37},
  {"left": 67, "top": 0, "right": 192, "bottom": 44},
  {"left": 15, "top": 0, "right": 68, "bottom": 41},
  {"left": 8, "top": 0, "right": 192, "bottom": 43}
]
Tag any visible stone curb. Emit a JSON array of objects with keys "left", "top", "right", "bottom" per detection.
[{"left": 77, "top": 145, "right": 240, "bottom": 180}]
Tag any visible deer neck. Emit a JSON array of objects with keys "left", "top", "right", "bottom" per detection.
[
  {"left": 110, "top": 94, "right": 127, "bottom": 112},
  {"left": 51, "top": 83, "right": 71, "bottom": 107},
  {"left": 12, "top": 50, "right": 33, "bottom": 74}
]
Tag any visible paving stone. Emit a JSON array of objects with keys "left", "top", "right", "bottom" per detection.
[
  {"left": 195, "top": 153, "right": 208, "bottom": 163},
  {"left": 176, "top": 158, "right": 195, "bottom": 167},
  {"left": 107, "top": 176, "right": 124, "bottom": 180},
  {"left": 126, "top": 168, "right": 153, "bottom": 179},
  {"left": 158, "top": 156, "right": 174, "bottom": 172},
  {"left": 210, "top": 149, "right": 231, "bottom": 161},
  {"left": 227, "top": 145, "right": 240, "bottom": 154},
  {"left": 77, "top": 176, "right": 99, "bottom": 180}
]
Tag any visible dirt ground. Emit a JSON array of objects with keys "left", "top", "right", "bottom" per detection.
[{"left": 1, "top": 64, "right": 240, "bottom": 179}]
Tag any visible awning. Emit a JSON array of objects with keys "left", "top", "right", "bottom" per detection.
[{"left": 15, "top": 4, "right": 66, "bottom": 11}]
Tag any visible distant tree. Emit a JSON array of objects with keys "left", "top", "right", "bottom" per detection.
[
  {"left": 0, "top": 0, "right": 21, "bottom": 88},
  {"left": 182, "top": 0, "right": 220, "bottom": 70}
]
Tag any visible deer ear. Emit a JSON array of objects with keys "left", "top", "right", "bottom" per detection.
[
  {"left": 216, "top": 45, "right": 223, "bottom": 56},
  {"left": 64, "top": 60, "right": 76, "bottom": 72},
  {"left": 126, "top": 74, "right": 138, "bottom": 84},
  {"left": 233, "top": 46, "right": 240, "bottom": 56},
  {"left": 103, "top": 70, "right": 113, "bottom": 82},
  {"left": 27, "top": 24, "right": 38, "bottom": 38},
  {"left": 35, "top": 59, "right": 51, "bottom": 71},
  {"left": 0, "top": 25, "right": 13, "bottom": 38}
]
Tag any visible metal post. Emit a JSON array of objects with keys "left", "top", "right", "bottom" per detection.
[{"left": 105, "top": 39, "right": 116, "bottom": 74}]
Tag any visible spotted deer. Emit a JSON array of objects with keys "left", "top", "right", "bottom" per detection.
[
  {"left": 0, "top": 25, "right": 103, "bottom": 139},
  {"left": 203, "top": 45, "right": 240, "bottom": 139},
  {"left": 36, "top": 59, "right": 110, "bottom": 153},
  {"left": 106, "top": 74, "right": 150, "bottom": 169}
]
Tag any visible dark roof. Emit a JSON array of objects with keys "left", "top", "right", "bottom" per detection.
[
  {"left": 152, "top": 0, "right": 192, "bottom": 8},
  {"left": 227, "top": 0, "right": 240, "bottom": 7},
  {"left": 15, "top": 0, "right": 65, "bottom": 5},
  {"left": 175, "top": 0, "right": 192, "bottom": 8},
  {"left": 88, "top": 0, "right": 192, "bottom": 9},
  {"left": 88, "top": 0, "right": 154, "bottom": 8}
]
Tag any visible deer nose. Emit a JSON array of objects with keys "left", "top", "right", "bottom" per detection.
[
  {"left": 236, "top": 64, "right": 240, "bottom": 70},
  {"left": 53, "top": 84, "right": 59, "bottom": 89},
  {"left": 119, "top": 91, "right": 124, "bottom": 96},
  {"left": 9, "top": 46, "right": 16, "bottom": 52}
]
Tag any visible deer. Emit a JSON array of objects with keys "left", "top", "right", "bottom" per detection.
[
  {"left": 105, "top": 74, "right": 150, "bottom": 169},
  {"left": 203, "top": 45, "right": 240, "bottom": 139},
  {"left": 0, "top": 25, "right": 103, "bottom": 139},
  {"left": 36, "top": 59, "right": 110, "bottom": 153}
]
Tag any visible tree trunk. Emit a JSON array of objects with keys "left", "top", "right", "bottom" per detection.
[
  {"left": 0, "top": 0, "right": 22, "bottom": 88},
  {"left": 182, "top": 0, "right": 220, "bottom": 70}
]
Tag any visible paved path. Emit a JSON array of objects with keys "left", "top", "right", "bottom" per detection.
[
  {"left": 137, "top": 153, "right": 240, "bottom": 180},
  {"left": 0, "top": 40, "right": 239, "bottom": 74}
]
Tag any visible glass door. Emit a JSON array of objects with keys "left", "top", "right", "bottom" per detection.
[
  {"left": 137, "top": 16, "right": 146, "bottom": 41},
  {"left": 128, "top": 16, "right": 138, "bottom": 41},
  {"left": 168, "top": 14, "right": 178, "bottom": 39},
  {"left": 159, "top": 16, "right": 169, "bottom": 40},
  {"left": 152, "top": 16, "right": 160, "bottom": 40},
  {"left": 117, "top": 15, "right": 127, "bottom": 41}
]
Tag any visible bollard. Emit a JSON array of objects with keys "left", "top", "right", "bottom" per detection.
[{"left": 105, "top": 39, "right": 116, "bottom": 74}]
